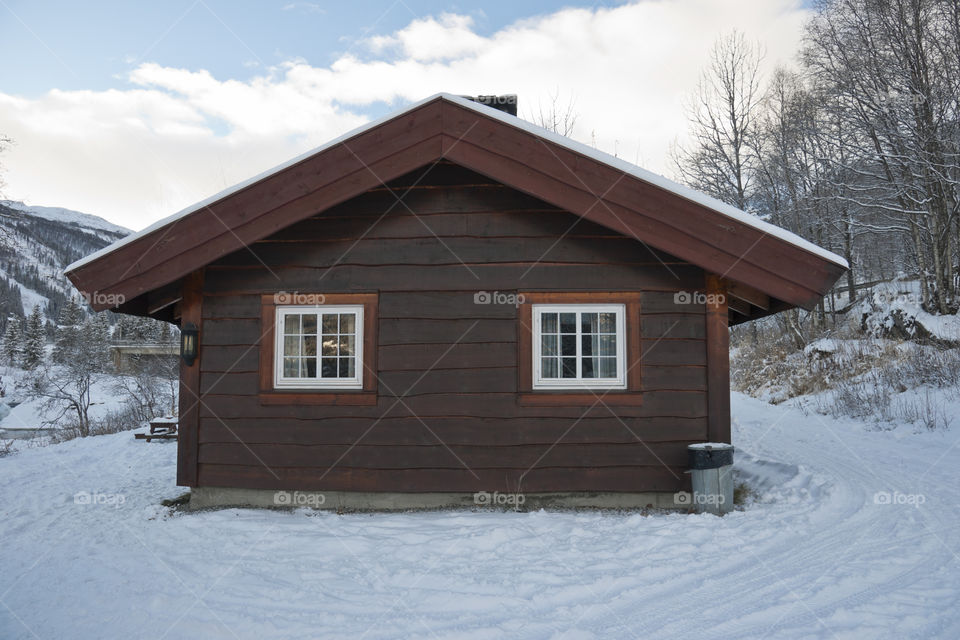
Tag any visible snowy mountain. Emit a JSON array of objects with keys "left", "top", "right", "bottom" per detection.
[
  {"left": 1, "top": 201, "right": 129, "bottom": 236},
  {"left": 0, "top": 200, "right": 130, "bottom": 331}
]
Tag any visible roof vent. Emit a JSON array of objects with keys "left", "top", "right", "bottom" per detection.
[{"left": 461, "top": 94, "right": 517, "bottom": 116}]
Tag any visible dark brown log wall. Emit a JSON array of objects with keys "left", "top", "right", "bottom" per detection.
[{"left": 192, "top": 163, "right": 710, "bottom": 494}]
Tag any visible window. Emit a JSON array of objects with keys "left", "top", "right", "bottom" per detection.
[
  {"left": 274, "top": 305, "right": 363, "bottom": 389},
  {"left": 532, "top": 304, "right": 626, "bottom": 389}
]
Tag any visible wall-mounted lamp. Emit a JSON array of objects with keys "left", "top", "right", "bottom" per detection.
[{"left": 180, "top": 322, "right": 199, "bottom": 366}]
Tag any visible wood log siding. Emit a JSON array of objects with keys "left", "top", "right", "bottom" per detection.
[
  {"left": 176, "top": 270, "right": 203, "bottom": 487},
  {"left": 192, "top": 163, "right": 709, "bottom": 493}
]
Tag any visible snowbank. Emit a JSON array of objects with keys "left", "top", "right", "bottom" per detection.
[{"left": 855, "top": 280, "right": 960, "bottom": 345}]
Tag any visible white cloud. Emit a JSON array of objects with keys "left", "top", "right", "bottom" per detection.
[
  {"left": 367, "top": 13, "right": 486, "bottom": 61},
  {"left": 0, "top": 0, "right": 810, "bottom": 230}
]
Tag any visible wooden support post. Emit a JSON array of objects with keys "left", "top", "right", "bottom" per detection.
[
  {"left": 176, "top": 270, "right": 203, "bottom": 487},
  {"left": 705, "top": 274, "right": 731, "bottom": 444}
]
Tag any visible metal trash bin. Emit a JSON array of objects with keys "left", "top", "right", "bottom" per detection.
[{"left": 688, "top": 443, "right": 734, "bottom": 515}]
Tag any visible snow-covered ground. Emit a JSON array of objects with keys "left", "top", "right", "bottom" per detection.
[
  {"left": 2, "top": 392, "right": 959, "bottom": 639},
  {"left": 0, "top": 365, "right": 130, "bottom": 436}
]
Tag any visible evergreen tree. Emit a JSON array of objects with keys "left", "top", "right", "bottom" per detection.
[
  {"left": 21, "top": 304, "right": 46, "bottom": 369},
  {"left": 87, "top": 312, "right": 112, "bottom": 371},
  {"left": 52, "top": 298, "right": 85, "bottom": 364},
  {"left": 30, "top": 312, "right": 113, "bottom": 435},
  {"left": 130, "top": 316, "right": 152, "bottom": 342},
  {"left": 111, "top": 315, "right": 129, "bottom": 342},
  {"left": 0, "top": 278, "right": 23, "bottom": 334},
  {"left": 2, "top": 315, "right": 21, "bottom": 366}
]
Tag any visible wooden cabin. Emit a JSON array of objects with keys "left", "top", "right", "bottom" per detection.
[{"left": 65, "top": 94, "right": 846, "bottom": 510}]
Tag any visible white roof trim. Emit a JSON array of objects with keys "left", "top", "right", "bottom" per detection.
[{"left": 66, "top": 93, "right": 847, "bottom": 273}]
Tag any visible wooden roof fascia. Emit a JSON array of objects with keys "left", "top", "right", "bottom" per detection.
[
  {"left": 437, "top": 102, "right": 844, "bottom": 309},
  {"left": 68, "top": 103, "right": 445, "bottom": 309},
  {"left": 67, "top": 95, "right": 845, "bottom": 314}
]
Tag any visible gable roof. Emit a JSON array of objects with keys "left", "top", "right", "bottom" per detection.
[{"left": 65, "top": 93, "right": 846, "bottom": 318}]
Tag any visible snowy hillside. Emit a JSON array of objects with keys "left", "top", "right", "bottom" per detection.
[
  {"left": 0, "top": 200, "right": 130, "bottom": 330},
  {"left": 1, "top": 392, "right": 958, "bottom": 638},
  {"left": 732, "top": 278, "right": 960, "bottom": 432}
]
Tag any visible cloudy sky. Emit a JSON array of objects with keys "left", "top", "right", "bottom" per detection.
[{"left": 0, "top": 0, "right": 811, "bottom": 230}]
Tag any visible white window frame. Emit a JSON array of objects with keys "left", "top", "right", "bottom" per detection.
[
  {"left": 532, "top": 304, "right": 627, "bottom": 390},
  {"left": 274, "top": 305, "right": 364, "bottom": 390}
]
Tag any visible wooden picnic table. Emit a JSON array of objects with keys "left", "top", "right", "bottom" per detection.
[{"left": 134, "top": 416, "right": 179, "bottom": 442}]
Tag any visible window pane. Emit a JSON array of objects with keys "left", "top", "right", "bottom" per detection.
[
  {"left": 321, "top": 357, "right": 338, "bottom": 378},
  {"left": 321, "top": 314, "right": 338, "bottom": 334},
  {"left": 598, "top": 334, "right": 617, "bottom": 356},
  {"left": 582, "top": 334, "right": 598, "bottom": 356},
  {"left": 541, "top": 357, "right": 558, "bottom": 378},
  {"left": 582, "top": 357, "right": 597, "bottom": 378},
  {"left": 597, "top": 357, "right": 617, "bottom": 378},
  {"left": 531, "top": 306, "right": 622, "bottom": 387},
  {"left": 276, "top": 307, "right": 363, "bottom": 387},
  {"left": 321, "top": 335, "right": 337, "bottom": 356},
  {"left": 598, "top": 312, "right": 617, "bottom": 333},
  {"left": 541, "top": 313, "right": 558, "bottom": 333},
  {"left": 541, "top": 334, "right": 557, "bottom": 356},
  {"left": 561, "top": 334, "right": 576, "bottom": 356},
  {"left": 580, "top": 312, "right": 599, "bottom": 333}
]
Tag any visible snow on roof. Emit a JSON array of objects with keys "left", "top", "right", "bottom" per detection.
[
  {"left": 455, "top": 93, "right": 849, "bottom": 269},
  {"left": 66, "top": 93, "right": 848, "bottom": 273}
]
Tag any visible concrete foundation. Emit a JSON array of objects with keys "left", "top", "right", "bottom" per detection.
[{"left": 188, "top": 486, "right": 683, "bottom": 512}]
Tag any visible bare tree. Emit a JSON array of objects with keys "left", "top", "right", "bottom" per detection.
[
  {"left": 112, "top": 350, "right": 179, "bottom": 424},
  {"left": 0, "top": 135, "right": 16, "bottom": 249},
  {"left": 27, "top": 314, "right": 111, "bottom": 437},
  {"left": 530, "top": 88, "right": 579, "bottom": 136},
  {"left": 804, "top": 0, "right": 960, "bottom": 313},
  {"left": 0, "top": 133, "right": 12, "bottom": 196},
  {"left": 673, "top": 31, "right": 766, "bottom": 212}
]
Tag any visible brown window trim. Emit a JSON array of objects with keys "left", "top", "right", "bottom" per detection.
[
  {"left": 517, "top": 292, "right": 642, "bottom": 406},
  {"left": 259, "top": 292, "right": 378, "bottom": 405}
]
